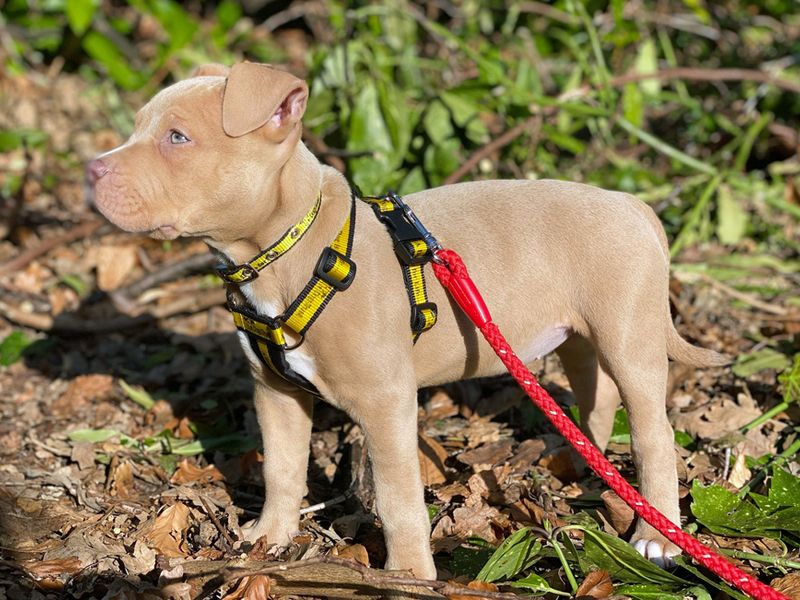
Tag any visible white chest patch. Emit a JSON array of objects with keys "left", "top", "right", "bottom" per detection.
[
  {"left": 236, "top": 285, "right": 318, "bottom": 384},
  {"left": 519, "top": 326, "right": 571, "bottom": 363}
]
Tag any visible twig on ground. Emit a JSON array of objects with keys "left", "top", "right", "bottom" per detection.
[
  {"left": 0, "top": 220, "right": 104, "bottom": 278},
  {"left": 442, "top": 115, "right": 542, "bottom": 185},
  {"left": 221, "top": 556, "right": 530, "bottom": 600},
  {"left": 113, "top": 253, "right": 216, "bottom": 300},
  {"left": 299, "top": 492, "right": 350, "bottom": 515},
  {"left": 696, "top": 273, "right": 789, "bottom": 316},
  {"left": 199, "top": 495, "right": 237, "bottom": 550},
  {"left": 559, "top": 67, "right": 800, "bottom": 101}
]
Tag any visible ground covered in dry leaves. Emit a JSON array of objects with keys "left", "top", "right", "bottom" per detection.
[{"left": 1, "top": 69, "right": 799, "bottom": 600}]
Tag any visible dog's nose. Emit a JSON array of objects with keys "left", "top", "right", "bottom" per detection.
[{"left": 86, "top": 159, "right": 109, "bottom": 185}]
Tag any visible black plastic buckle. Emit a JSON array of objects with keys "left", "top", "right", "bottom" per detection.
[
  {"left": 410, "top": 302, "right": 438, "bottom": 333},
  {"left": 315, "top": 247, "right": 356, "bottom": 291},
  {"left": 370, "top": 206, "right": 432, "bottom": 266}
]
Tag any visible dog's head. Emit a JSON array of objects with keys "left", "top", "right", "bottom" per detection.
[{"left": 87, "top": 62, "right": 308, "bottom": 241}]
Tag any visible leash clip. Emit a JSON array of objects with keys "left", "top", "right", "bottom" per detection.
[{"left": 388, "top": 192, "right": 442, "bottom": 256}]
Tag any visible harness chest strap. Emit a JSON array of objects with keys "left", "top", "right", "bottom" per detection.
[
  {"left": 223, "top": 195, "right": 356, "bottom": 396},
  {"left": 222, "top": 189, "right": 437, "bottom": 396}
]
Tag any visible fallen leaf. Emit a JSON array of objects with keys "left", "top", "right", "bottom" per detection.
[
  {"left": 600, "top": 490, "right": 635, "bottom": 535},
  {"left": 70, "top": 441, "right": 95, "bottom": 470},
  {"left": 457, "top": 439, "right": 513, "bottom": 470},
  {"left": 111, "top": 460, "right": 135, "bottom": 499},
  {"left": 22, "top": 557, "right": 83, "bottom": 590},
  {"left": 575, "top": 569, "right": 614, "bottom": 599},
  {"left": 447, "top": 580, "right": 498, "bottom": 600},
  {"left": 539, "top": 449, "right": 579, "bottom": 483},
  {"left": 335, "top": 543, "right": 370, "bottom": 567},
  {"left": 222, "top": 575, "right": 271, "bottom": 600},
  {"left": 94, "top": 243, "right": 138, "bottom": 291},
  {"left": 418, "top": 432, "right": 449, "bottom": 485},
  {"left": 772, "top": 571, "right": 800, "bottom": 600},
  {"left": 144, "top": 502, "right": 192, "bottom": 557},
  {"left": 51, "top": 374, "right": 115, "bottom": 417},
  {"left": 170, "top": 459, "right": 225, "bottom": 485},
  {"left": 727, "top": 450, "right": 752, "bottom": 489}
]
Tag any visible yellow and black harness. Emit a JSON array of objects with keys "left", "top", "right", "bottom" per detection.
[{"left": 218, "top": 189, "right": 438, "bottom": 397}]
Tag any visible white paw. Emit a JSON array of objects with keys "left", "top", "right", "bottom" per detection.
[{"left": 633, "top": 538, "right": 681, "bottom": 568}]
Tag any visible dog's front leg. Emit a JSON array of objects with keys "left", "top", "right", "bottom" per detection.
[
  {"left": 241, "top": 381, "right": 313, "bottom": 547},
  {"left": 356, "top": 383, "right": 436, "bottom": 579}
]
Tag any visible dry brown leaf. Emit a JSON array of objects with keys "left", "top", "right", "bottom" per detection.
[
  {"left": 575, "top": 570, "right": 614, "bottom": 599},
  {"left": 144, "top": 502, "right": 192, "bottom": 557},
  {"left": 70, "top": 441, "right": 95, "bottom": 470},
  {"left": 457, "top": 439, "right": 514, "bottom": 469},
  {"left": 600, "top": 490, "right": 634, "bottom": 535},
  {"left": 170, "top": 459, "right": 225, "bottom": 485},
  {"left": 335, "top": 543, "right": 370, "bottom": 567},
  {"left": 447, "top": 580, "right": 498, "bottom": 600},
  {"left": 222, "top": 575, "right": 272, "bottom": 600},
  {"left": 424, "top": 389, "right": 458, "bottom": 419},
  {"left": 112, "top": 460, "right": 135, "bottom": 499},
  {"left": 22, "top": 557, "right": 83, "bottom": 590},
  {"left": 772, "top": 571, "right": 800, "bottom": 599},
  {"left": 418, "top": 432, "right": 449, "bottom": 486},
  {"left": 539, "top": 449, "right": 579, "bottom": 482},
  {"left": 94, "top": 243, "right": 138, "bottom": 291},
  {"left": 451, "top": 503, "right": 503, "bottom": 545},
  {"left": 727, "top": 451, "right": 752, "bottom": 488},
  {"left": 51, "top": 374, "right": 115, "bottom": 417}
]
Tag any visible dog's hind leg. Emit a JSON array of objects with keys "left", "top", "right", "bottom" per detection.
[
  {"left": 592, "top": 313, "right": 681, "bottom": 567},
  {"left": 556, "top": 334, "right": 620, "bottom": 452}
]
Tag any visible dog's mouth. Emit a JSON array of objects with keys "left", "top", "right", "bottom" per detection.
[{"left": 148, "top": 225, "right": 180, "bottom": 240}]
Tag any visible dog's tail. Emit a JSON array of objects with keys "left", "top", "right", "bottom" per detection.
[
  {"left": 666, "top": 323, "right": 731, "bottom": 367},
  {"left": 630, "top": 198, "right": 731, "bottom": 368}
]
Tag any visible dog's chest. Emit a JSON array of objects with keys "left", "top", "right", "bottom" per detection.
[{"left": 237, "top": 285, "right": 317, "bottom": 383}]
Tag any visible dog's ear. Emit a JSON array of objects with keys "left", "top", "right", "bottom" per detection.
[
  {"left": 222, "top": 62, "right": 308, "bottom": 139},
  {"left": 190, "top": 63, "right": 230, "bottom": 77}
]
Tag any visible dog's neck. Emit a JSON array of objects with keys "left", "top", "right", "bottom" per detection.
[{"left": 209, "top": 141, "right": 329, "bottom": 267}]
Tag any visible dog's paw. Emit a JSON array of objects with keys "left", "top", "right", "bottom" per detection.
[
  {"left": 239, "top": 518, "right": 267, "bottom": 543},
  {"left": 632, "top": 537, "right": 681, "bottom": 568}
]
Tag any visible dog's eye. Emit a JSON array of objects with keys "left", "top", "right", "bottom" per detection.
[{"left": 169, "top": 130, "right": 190, "bottom": 144}]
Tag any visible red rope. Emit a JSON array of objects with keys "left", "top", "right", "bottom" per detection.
[{"left": 431, "top": 248, "right": 787, "bottom": 600}]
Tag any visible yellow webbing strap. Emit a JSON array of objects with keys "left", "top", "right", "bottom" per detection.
[
  {"left": 218, "top": 192, "right": 322, "bottom": 283},
  {"left": 404, "top": 263, "right": 437, "bottom": 342},
  {"left": 282, "top": 199, "right": 357, "bottom": 335}
]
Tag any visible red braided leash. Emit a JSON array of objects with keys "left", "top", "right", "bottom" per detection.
[{"left": 431, "top": 248, "right": 787, "bottom": 600}]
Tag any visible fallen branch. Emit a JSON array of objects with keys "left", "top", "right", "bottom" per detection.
[
  {"left": 178, "top": 555, "right": 534, "bottom": 600},
  {"left": 0, "top": 219, "right": 104, "bottom": 278},
  {"left": 695, "top": 273, "right": 789, "bottom": 316},
  {"left": 443, "top": 115, "right": 542, "bottom": 186},
  {"left": 112, "top": 252, "right": 216, "bottom": 300},
  {"left": 559, "top": 67, "right": 800, "bottom": 101}
]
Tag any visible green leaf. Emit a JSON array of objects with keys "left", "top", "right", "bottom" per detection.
[
  {"left": 423, "top": 100, "right": 454, "bottom": 145},
  {"left": 0, "top": 129, "right": 48, "bottom": 151},
  {"left": 119, "top": 379, "right": 155, "bottom": 410},
  {"left": 580, "top": 529, "right": 688, "bottom": 586},
  {"left": 0, "top": 331, "right": 32, "bottom": 366},
  {"left": 450, "top": 546, "right": 494, "bottom": 579},
  {"left": 768, "top": 467, "right": 800, "bottom": 508},
  {"left": 82, "top": 31, "right": 147, "bottom": 90},
  {"left": 507, "top": 573, "right": 553, "bottom": 593},
  {"left": 66, "top": 0, "right": 98, "bottom": 36},
  {"left": 615, "top": 584, "right": 685, "bottom": 600},
  {"left": 68, "top": 428, "right": 130, "bottom": 444},
  {"left": 635, "top": 38, "right": 660, "bottom": 96},
  {"left": 732, "top": 348, "right": 791, "bottom": 377},
  {"left": 716, "top": 184, "right": 748, "bottom": 245},
  {"left": 622, "top": 83, "right": 644, "bottom": 128},
  {"left": 476, "top": 528, "right": 542, "bottom": 583},
  {"left": 59, "top": 273, "right": 88, "bottom": 296}
]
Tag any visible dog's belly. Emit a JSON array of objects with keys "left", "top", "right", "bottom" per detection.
[{"left": 518, "top": 325, "right": 571, "bottom": 364}]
